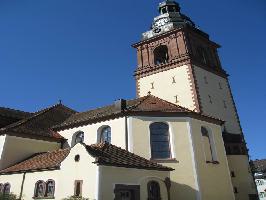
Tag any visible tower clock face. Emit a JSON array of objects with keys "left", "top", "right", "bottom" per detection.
[{"left": 154, "top": 17, "right": 169, "bottom": 28}]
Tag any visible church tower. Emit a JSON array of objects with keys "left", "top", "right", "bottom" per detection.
[{"left": 133, "top": 1, "right": 258, "bottom": 199}]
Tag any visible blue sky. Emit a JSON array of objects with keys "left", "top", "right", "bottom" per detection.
[{"left": 0, "top": 0, "right": 265, "bottom": 159}]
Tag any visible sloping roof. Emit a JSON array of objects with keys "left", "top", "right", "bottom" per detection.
[
  {"left": 0, "top": 148, "right": 70, "bottom": 174},
  {"left": 252, "top": 159, "right": 266, "bottom": 173},
  {"left": 0, "top": 143, "right": 173, "bottom": 174},
  {"left": 53, "top": 95, "right": 222, "bottom": 131},
  {"left": 0, "top": 104, "right": 77, "bottom": 141},
  {"left": 0, "top": 107, "right": 31, "bottom": 119},
  {"left": 87, "top": 142, "right": 174, "bottom": 171}
]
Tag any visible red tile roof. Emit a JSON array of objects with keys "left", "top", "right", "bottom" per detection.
[
  {"left": 87, "top": 142, "right": 174, "bottom": 171},
  {"left": 0, "top": 148, "right": 70, "bottom": 174},
  {"left": 0, "top": 143, "right": 173, "bottom": 174},
  {"left": 53, "top": 95, "right": 222, "bottom": 131}
]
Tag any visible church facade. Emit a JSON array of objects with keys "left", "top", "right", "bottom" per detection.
[{"left": 0, "top": 1, "right": 258, "bottom": 200}]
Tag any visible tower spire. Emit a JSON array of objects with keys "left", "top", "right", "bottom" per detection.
[{"left": 142, "top": 0, "right": 195, "bottom": 40}]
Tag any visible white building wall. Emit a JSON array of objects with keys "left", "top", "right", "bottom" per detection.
[
  {"left": 193, "top": 65, "right": 241, "bottom": 134},
  {"left": 59, "top": 117, "right": 126, "bottom": 149},
  {"left": 100, "top": 165, "right": 169, "bottom": 200},
  {"left": 138, "top": 65, "right": 197, "bottom": 111},
  {"left": 0, "top": 135, "right": 7, "bottom": 169},
  {"left": 1, "top": 135, "right": 60, "bottom": 170}
]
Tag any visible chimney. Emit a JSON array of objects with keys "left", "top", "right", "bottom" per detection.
[{"left": 114, "top": 99, "right": 127, "bottom": 111}]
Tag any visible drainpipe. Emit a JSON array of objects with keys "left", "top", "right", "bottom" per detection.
[
  {"left": 19, "top": 172, "right": 26, "bottom": 200},
  {"left": 125, "top": 116, "right": 129, "bottom": 151}
]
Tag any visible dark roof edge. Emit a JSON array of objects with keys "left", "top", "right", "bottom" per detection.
[
  {"left": 0, "top": 167, "right": 60, "bottom": 175},
  {"left": 0, "top": 103, "right": 76, "bottom": 134},
  {"left": 54, "top": 110, "right": 223, "bottom": 132}
]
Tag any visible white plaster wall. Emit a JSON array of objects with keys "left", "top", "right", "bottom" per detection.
[
  {"left": 130, "top": 116, "right": 197, "bottom": 199},
  {"left": 100, "top": 165, "right": 169, "bottom": 200},
  {"left": 228, "top": 155, "right": 258, "bottom": 200},
  {"left": 1, "top": 135, "right": 60, "bottom": 170},
  {"left": 189, "top": 118, "right": 235, "bottom": 200},
  {"left": 0, "top": 144, "right": 98, "bottom": 200},
  {"left": 59, "top": 117, "right": 126, "bottom": 149},
  {"left": 0, "top": 135, "right": 6, "bottom": 169},
  {"left": 0, "top": 173, "right": 23, "bottom": 197},
  {"left": 193, "top": 65, "right": 241, "bottom": 134},
  {"left": 138, "top": 65, "right": 197, "bottom": 111}
]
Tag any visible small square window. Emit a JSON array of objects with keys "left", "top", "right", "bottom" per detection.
[
  {"left": 151, "top": 82, "right": 155, "bottom": 89},
  {"left": 172, "top": 76, "right": 176, "bottom": 84},
  {"left": 231, "top": 171, "right": 236, "bottom": 177},
  {"left": 204, "top": 76, "right": 208, "bottom": 84},
  {"left": 219, "top": 82, "right": 223, "bottom": 89},
  {"left": 234, "top": 187, "right": 238, "bottom": 194},
  {"left": 208, "top": 95, "right": 212, "bottom": 104}
]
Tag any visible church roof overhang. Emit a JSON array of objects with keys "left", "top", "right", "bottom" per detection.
[{"left": 53, "top": 95, "right": 224, "bottom": 131}]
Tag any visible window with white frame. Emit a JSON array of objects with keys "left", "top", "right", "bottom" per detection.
[
  {"left": 100, "top": 126, "right": 111, "bottom": 143},
  {"left": 46, "top": 180, "right": 55, "bottom": 198},
  {"left": 35, "top": 181, "right": 46, "bottom": 197},
  {"left": 150, "top": 122, "right": 171, "bottom": 159}
]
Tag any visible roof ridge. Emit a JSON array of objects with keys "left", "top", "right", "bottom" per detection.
[
  {"left": 0, "top": 107, "right": 31, "bottom": 115},
  {"left": 0, "top": 103, "right": 62, "bottom": 133}
]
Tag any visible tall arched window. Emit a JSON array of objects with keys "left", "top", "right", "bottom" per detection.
[
  {"left": 72, "top": 131, "right": 84, "bottom": 147},
  {"left": 0, "top": 184, "right": 3, "bottom": 193},
  {"left": 46, "top": 180, "right": 55, "bottom": 197},
  {"left": 34, "top": 181, "right": 46, "bottom": 197},
  {"left": 201, "top": 126, "right": 215, "bottom": 162},
  {"left": 147, "top": 181, "right": 161, "bottom": 200},
  {"left": 100, "top": 126, "right": 111, "bottom": 143},
  {"left": 75, "top": 131, "right": 84, "bottom": 144},
  {"left": 154, "top": 45, "right": 169, "bottom": 65},
  {"left": 3, "top": 183, "right": 10, "bottom": 195},
  {"left": 150, "top": 122, "right": 171, "bottom": 159}
]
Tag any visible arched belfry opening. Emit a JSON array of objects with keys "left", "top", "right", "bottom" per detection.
[{"left": 154, "top": 45, "right": 169, "bottom": 65}]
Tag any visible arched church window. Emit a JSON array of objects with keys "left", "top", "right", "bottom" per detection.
[
  {"left": 3, "top": 183, "right": 10, "bottom": 195},
  {"left": 150, "top": 122, "right": 171, "bottom": 159},
  {"left": 46, "top": 180, "right": 55, "bottom": 197},
  {"left": 100, "top": 126, "right": 111, "bottom": 143},
  {"left": 0, "top": 184, "right": 3, "bottom": 193},
  {"left": 147, "top": 181, "right": 161, "bottom": 200},
  {"left": 154, "top": 45, "right": 169, "bottom": 65},
  {"left": 201, "top": 126, "right": 215, "bottom": 162},
  {"left": 35, "top": 181, "right": 46, "bottom": 197},
  {"left": 75, "top": 131, "right": 84, "bottom": 144},
  {"left": 72, "top": 131, "right": 84, "bottom": 147}
]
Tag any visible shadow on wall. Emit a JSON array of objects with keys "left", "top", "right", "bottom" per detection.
[{"left": 170, "top": 181, "right": 197, "bottom": 199}]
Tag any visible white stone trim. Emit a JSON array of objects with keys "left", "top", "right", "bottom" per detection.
[{"left": 187, "top": 118, "right": 202, "bottom": 200}]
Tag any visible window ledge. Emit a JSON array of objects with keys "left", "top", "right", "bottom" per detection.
[
  {"left": 206, "top": 161, "right": 220, "bottom": 165},
  {"left": 151, "top": 158, "right": 179, "bottom": 163}
]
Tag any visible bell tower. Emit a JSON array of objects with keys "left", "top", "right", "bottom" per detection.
[{"left": 132, "top": 1, "right": 258, "bottom": 199}]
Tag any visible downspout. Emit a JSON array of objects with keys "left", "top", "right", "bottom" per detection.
[
  {"left": 19, "top": 172, "right": 26, "bottom": 200},
  {"left": 125, "top": 116, "right": 129, "bottom": 151}
]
